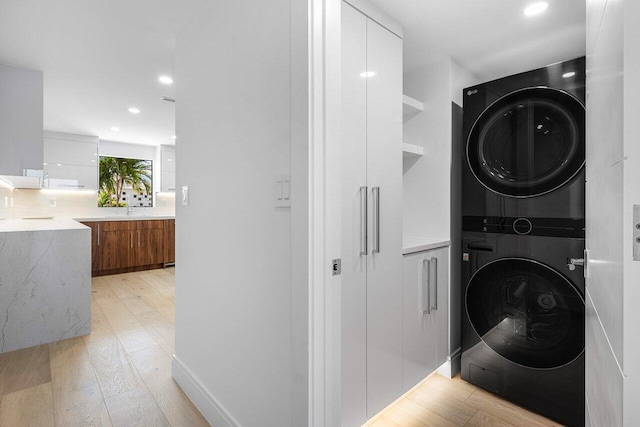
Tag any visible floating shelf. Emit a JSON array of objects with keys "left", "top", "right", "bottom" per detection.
[
  {"left": 403, "top": 95, "right": 424, "bottom": 119},
  {"left": 402, "top": 142, "right": 424, "bottom": 158}
]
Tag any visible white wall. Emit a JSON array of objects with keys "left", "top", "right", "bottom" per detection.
[
  {"left": 173, "top": 1, "right": 308, "bottom": 426},
  {"left": 585, "top": 0, "right": 640, "bottom": 425}
]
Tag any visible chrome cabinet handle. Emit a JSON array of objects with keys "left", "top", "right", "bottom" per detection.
[
  {"left": 360, "top": 186, "right": 367, "bottom": 255},
  {"left": 430, "top": 257, "right": 438, "bottom": 311},
  {"left": 97, "top": 223, "right": 100, "bottom": 246},
  {"left": 422, "top": 259, "right": 431, "bottom": 314},
  {"left": 372, "top": 187, "right": 380, "bottom": 253},
  {"left": 138, "top": 231, "right": 141, "bottom": 247},
  {"left": 130, "top": 232, "right": 133, "bottom": 248}
]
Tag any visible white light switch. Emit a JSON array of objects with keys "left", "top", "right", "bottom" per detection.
[
  {"left": 274, "top": 175, "right": 291, "bottom": 207},
  {"left": 182, "top": 185, "right": 189, "bottom": 206}
]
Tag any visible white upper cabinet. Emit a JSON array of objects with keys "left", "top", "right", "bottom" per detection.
[
  {"left": 43, "top": 132, "right": 98, "bottom": 190},
  {"left": 161, "top": 148, "right": 176, "bottom": 191},
  {"left": 0, "top": 63, "right": 43, "bottom": 175}
]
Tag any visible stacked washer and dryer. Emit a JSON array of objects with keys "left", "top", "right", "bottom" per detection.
[{"left": 460, "top": 57, "right": 586, "bottom": 426}]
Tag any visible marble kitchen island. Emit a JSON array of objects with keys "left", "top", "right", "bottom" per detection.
[{"left": 0, "top": 217, "right": 91, "bottom": 353}]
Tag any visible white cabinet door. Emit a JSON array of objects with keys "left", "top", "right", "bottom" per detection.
[
  {"left": 365, "top": 15, "right": 404, "bottom": 418},
  {"left": 43, "top": 134, "right": 98, "bottom": 190},
  {"left": 340, "top": 4, "right": 368, "bottom": 426},
  {"left": 341, "top": 2, "right": 404, "bottom": 423},
  {"left": 44, "top": 138, "right": 97, "bottom": 166},
  {"left": 161, "top": 150, "right": 176, "bottom": 191},
  {"left": 402, "top": 246, "right": 449, "bottom": 391},
  {"left": 0, "top": 64, "right": 43, "bottom": 176}
]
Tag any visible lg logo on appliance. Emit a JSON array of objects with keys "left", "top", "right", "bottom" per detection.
[{"left": 467, "top": 89, "right": 478, "bottom": 96}]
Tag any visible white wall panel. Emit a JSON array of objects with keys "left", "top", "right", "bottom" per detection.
[
  {"left": 585, "top": 161, "right": 624, "bottom": 364},
  {"left": 585, "top": 291, "right": 623, "bottom": 427},
  {"left": 585, "top": 0, "right": 623, "bottom": 180},
  {"left": 174, "top": 0, "right": 307, "bottom": 425}
]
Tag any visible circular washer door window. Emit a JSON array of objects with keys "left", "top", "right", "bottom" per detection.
[
  {"left": 466, "top": 258, "right": 584, "bottom": 369},
  {"left": 467, "top": 87, "right": 585, "bottom": 198}
]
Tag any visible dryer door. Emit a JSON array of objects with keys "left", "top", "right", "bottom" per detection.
[
  {"left": 465, "top": 258, "right": 584, "bottom": 369},
  {"left": 466, "top": 87, "right": 585, "bottom": 198}
]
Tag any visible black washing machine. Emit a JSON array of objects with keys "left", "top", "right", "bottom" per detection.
[
  {"left": 461, "top": 231, "right": 585, "bottom": 426},
  {"left": 462, "top": 57, "right": 585, "bottom": 220},
  {"left": 460, "top": 58, "right": 586, "bottom": 426}
]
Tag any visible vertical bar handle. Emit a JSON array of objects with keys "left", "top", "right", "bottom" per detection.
[
  {"left": 138, "top": 230, "right": 141, "bottom": 247},
  {"left": 130, "top": 232, "right": 133, "bottom": 249},
  {"left": 359, "top": 186, "right": 367, "bottom": 255},
  {"left": 372, "top": 186, "right": 380, "bottom": 253},
  {"left": 97, "top": 223, "right": 100, "bottom": 246},
  {"left": 422, "top": 259, "right": 431, "bottom": 314},
  {"left": 430, "top": 257, "right": 438, "bottom": 311}
]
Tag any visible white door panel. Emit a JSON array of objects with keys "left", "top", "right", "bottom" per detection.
[{"left": 365, "top": 18, "right": 403, "bottom": 418}]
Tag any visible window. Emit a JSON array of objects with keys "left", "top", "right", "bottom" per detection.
[{"left": 98, "top": 156, "right": 153, "bottom": 207}]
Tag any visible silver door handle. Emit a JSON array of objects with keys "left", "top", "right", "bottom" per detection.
[
  {"left": 372, "top": 187, "right": 380, "bottom": 253},
  {"left": 130, "top": 232, "right": 133, "bottom": 248},
  {"left": 360, "top": 186, "right": 367, "bottom": 255},
  {"left": 97, "top": 223, "right": 100, "bottom": 246},
  {"left": 138, "top": 230, "right": 141, "bottom": 247},
  {"left": 422, "top": 259, "right": 431, "bottom": 314},
  {"left": 430, "top": 257, "right": 438, "bottom": 311}
]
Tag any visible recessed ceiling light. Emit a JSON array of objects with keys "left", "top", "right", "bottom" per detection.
[
  {"left": 111, "top": 126, "right": 120, "bottom": 132},
  {"left": 43, "top": 162, "right": 48, "bottom": 166},
  {"left": 524, "top": 2, "right": 548, "bottom": 16},
  {"left": 360, "top": 71, "right": 376, "bottom": 78},
  {"left": 563, "top": 71, "right": 576, "bottom": 78},
  {"left": 56, "top": 163, "right": 62, "bottom": 167},
  {"left": 128, "top": 107, "right": 141, "bottom": 114},
  {"left": 158, "top": 75, "right": 174, "bottom": 85},
  {"left": 172, "top": 135, "right": 177, "bottom": 140}
]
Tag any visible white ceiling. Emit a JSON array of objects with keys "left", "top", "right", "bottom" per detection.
[
  {"left": 0, "top": 0, "right": 206, "bottom": 146},
  {"left": 0, "top": 1, "right": 585, "bottom": 147},
  {"left": 368, "top": 0, "right": 586, "bottom": 81}
]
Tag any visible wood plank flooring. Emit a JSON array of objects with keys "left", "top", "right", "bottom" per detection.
[
  {"left": 0, "top": 268, "right": 561, "bottom": 427},
  {"left": 365, "top": 373, "right": 563, "bottom": 427},
  {"left": 0, "top": 268, "right": 208, "bottom": 427}
]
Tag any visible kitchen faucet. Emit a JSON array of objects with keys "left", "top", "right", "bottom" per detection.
[{"left": 127, "top": 195, "right": 134, "bottom": 216}]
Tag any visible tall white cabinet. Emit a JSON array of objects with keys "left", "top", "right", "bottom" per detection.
[{"left": 341, "top": 2, "right": 403, "bottom": 425}]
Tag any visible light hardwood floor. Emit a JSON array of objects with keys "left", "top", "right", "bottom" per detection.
[
  {"left": 0, "top": 268, "right": 561, "bottom": 427},
  {"left": 0, "top": 268, "right": 208, "bottom": 427},
  {"left": 365, "top": 373, "right": 563, "bottom": 427}
]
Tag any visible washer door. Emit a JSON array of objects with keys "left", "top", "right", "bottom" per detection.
[
  {"left": 466, "top": 258, "right": 584, "bottom": 369},
  {"left": 467, "top": 87, "right": 585, "bottom": 198}
]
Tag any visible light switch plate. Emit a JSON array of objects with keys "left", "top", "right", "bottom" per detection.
[
  {"left": 274, "top": 175, "right": 291, "bottom": 208},
  {"left": 181, "top": 185, "right": 189, "bottom": 207}
]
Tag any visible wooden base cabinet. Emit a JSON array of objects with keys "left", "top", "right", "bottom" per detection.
[
  {"left": 402, "top": 246, "right": 449, "bottom": 392},
  {"left": 81, "top": 219, "right": 174, "bottom": 276}
]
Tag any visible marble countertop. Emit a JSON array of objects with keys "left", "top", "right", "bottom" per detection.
[
  {"left": 403, "top": 236, "right": 450, "bottom": 255},
  {"left": 0, "top": 217, "right": 89, "bottom": 233},
  {"left": 73, "top": 215, "right": 175, "bottom": 222}
]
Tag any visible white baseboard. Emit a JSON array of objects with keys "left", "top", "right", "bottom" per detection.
[
  {"left": 437, "top": 347, "right": 462, "bottom": 378},
  {"left": 171, "top": 355, "right": 239, "bottom": 427}
]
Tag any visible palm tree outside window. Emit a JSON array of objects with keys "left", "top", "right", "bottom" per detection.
[{"left": 98, "top": 156, "right": 153, "bottom": 207}]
